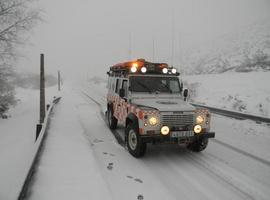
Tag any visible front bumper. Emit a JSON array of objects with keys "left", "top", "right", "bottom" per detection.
[{"left": 141, "top": 131, "right": 215, "bottom": 144}]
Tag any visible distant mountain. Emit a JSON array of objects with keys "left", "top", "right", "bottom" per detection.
[{"left": 179, "top": 18, "right": 270, "bottom": 75}]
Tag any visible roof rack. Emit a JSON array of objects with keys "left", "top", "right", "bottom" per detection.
[{"left": 107, "top": 59, "right": 179, "bottom": 77}]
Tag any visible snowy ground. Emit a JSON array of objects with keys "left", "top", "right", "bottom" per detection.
[
  {"left": 1, "top": 79, "right": 270, "bottom": 200},
  {"left": 182, "top": 72, "right": 270, "bottom": 117},
  {"left": 28, "top": 81, "right": 270, "bottom": 200},
  {"left": 0, "top": 86, "right": 59, "bottom": 200}
]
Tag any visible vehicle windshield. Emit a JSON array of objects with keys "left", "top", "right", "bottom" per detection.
[{"left": 129, "top": 76, "right": 181, "bottom": 93}]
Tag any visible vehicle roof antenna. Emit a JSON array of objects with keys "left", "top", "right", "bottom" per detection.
[
  {"left": 171, "top": 8, "right": 175, "bottom": 67},
  {"left": 128, "top": 33, "right": 132, "bottom": 60}
]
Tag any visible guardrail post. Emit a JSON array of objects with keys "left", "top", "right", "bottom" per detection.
[
  {"left": 36, "top": 124, "right": 42, "bottom": 141},
  {"left": 40, "top": 53, "right": 45, "bottom": 124},
  {"left": 36, "top": 54, "right": 45, "bottom": 141}
]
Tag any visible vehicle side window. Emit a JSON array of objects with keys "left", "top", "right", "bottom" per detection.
[
  {"left": 111, "top": 78, "right": 115, "bottom": 91},
  {"left": 122, "top": 80, "right": 128, "bottom": 97},
  {"left": 107, "top": 78, "right": 110, "bottom": 89},
  {"left": 110, "top": 78, "right": 113, "bottom": 90},
  {"left": 115, "top": 79, "right": 119, "bottom": 93}
]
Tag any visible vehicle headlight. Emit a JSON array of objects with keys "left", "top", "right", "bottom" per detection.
[
  {"left": 194, "top": 125, "right": 202, "bottom": 134},
  {"left": 149, "top": 116, "right": 158, "bottom": 126},
  {"left": 161, "top": 126, "right": 170, "bottom": 135},
  {"left": 196, "top": 115, "right": 204, "bottom": 124}
]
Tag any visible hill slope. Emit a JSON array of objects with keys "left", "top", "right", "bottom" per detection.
[{"left": 180, "top": 18, "right": 270, "bottom": 74}]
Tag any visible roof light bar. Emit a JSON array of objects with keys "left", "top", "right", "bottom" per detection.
[{"left": 109, "top": 59, "right": 180, "bottom": 76}]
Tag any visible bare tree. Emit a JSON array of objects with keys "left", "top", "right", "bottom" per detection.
[{"left": 0, "top": 0, "right": 41, "bottom": 117}]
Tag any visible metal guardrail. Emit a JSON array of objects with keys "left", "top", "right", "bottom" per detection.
[
  {"left": 18, "top": 96, "right": 61, "bottom": 200},
  {"left": 191, "top": 103, "right": 270, "bottom": 123}
]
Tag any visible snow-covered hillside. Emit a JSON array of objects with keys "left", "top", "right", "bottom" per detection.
[
  {"left": 182, "top": 72, "right": 270, "bottom": 117},
  {"left": 180, "top": 18, "right": 270, "bottom": 74}
]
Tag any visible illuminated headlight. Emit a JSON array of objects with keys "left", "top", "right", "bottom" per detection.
[
  {"left": 162, "top": 68, "right": 168, "bottom": 74},
  {"left": 161, "top": 126, "right": 170, "bottom": 135},
  {"left": 131, "top": 66, "right": 137, "bottom": 73},
  {"left": 196, "top": 115, "right": 204, "bottom": 124},
  {"left": 171, "top": 68, "right": 177, "bottom": 74},
  {"left": 149, "top": 116, "right": 158, "bottom": 126},
  {"left": 194, "top": 125, "right": 202, "bottom": 134},
  {"left": 141, "top": 67, "right": 147, "bottom": 73}
]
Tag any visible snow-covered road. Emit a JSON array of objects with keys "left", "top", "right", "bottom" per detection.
[{"left": 28, "top": 83, "right": 270, "bottom": 200}]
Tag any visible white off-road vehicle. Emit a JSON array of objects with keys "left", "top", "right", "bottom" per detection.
[{"left": 106, "top": 59, "right": 215, "bottom": 157}]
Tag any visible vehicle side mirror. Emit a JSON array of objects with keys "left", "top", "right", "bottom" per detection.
[
  {"left": 119, "top": 88, "right": 125, "bottom": 98},
  {"left": 183, "top": 89, "right": 188, "bottom": 101},
  {"left": 180, "top": 81, "right": 183, "bottom": 93}
]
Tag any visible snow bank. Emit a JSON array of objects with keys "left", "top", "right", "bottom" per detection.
[
  {"left": 0, "top": 86, "right": 59, "bottom": 200},
  {"left": 182, "top": 72, "right": 270, "bottom": 117}
]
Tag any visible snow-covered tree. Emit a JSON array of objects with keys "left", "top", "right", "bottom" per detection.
[{"left": 0, "top": 0, "right": 41, "bottom": 117}]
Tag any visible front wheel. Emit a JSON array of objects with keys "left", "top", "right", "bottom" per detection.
[
  {"left": 188, "top": 138, "right": 208, "bottom": 152},
  {"left": 107, "top": 107, "right": 117, "bottom": 130},
  {"left": 126, "top": 124, "right": 147, "bottom": 158}
]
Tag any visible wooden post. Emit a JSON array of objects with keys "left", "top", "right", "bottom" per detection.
[
  {"left": 58, "top": 70, "right": 61, "bottom": 91},
  {"left": 40, "top": 54, "right": 45, "bottom": 124}
]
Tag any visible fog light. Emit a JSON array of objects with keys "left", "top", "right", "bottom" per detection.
[
  {"left": 194, "top": 125, "right": 202, "bottom": 134},
  {"left": 161, "top": 126, "right": 170, "bottom": 135}
]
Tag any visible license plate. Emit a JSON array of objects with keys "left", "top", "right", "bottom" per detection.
[{"left": 171, "top": 131, "right": 194, "bottom": 138}]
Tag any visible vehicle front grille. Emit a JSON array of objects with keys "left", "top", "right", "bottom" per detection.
[{"left": 161, "top": 113, "right": 194, "bottom": 127}]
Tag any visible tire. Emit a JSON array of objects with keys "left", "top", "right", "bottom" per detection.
[
  {"left": 188, "top": 138, "right": 209, "bottom": 152},
  {"left": 126, "top": 124, "right": 147, "bottom": 158},
  {"left": 107, "top": 106, "right": 117, "bottom": 130}
]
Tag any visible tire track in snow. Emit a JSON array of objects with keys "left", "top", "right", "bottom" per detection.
[
  {"left": 142, "top": 146, "right": 251, "bottom": 200},
  {"left": 212, "top": 138, "right": 270, "bottom": 167},
  {"left": 80, "top": 91, "right": 125, "bottom": 147},
  {"left": 185, "top": 152, "right": 258, "bottom": 200},
  {"left": 78, "top": 91, "right": 151, "bottom": 200}
]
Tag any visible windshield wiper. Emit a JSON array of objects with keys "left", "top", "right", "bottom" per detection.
[{"left": 158, "top": 82, "right": 172, "bottom": 93}]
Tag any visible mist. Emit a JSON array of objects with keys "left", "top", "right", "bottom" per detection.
[{"left": 17, "top": 0, "right": 270, "bottom": 80}]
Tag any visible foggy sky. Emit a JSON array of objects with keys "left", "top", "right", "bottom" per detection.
[{"left": 18, "top": 0, "right": 270, "bottom": 80}]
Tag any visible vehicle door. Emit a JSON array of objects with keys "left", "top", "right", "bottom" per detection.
[
  {"left": 113, "top": 78, "right": 121, "bottom": 119},
  {"left": 119, "top": 79, "right": 129, "bottom": 123}
]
